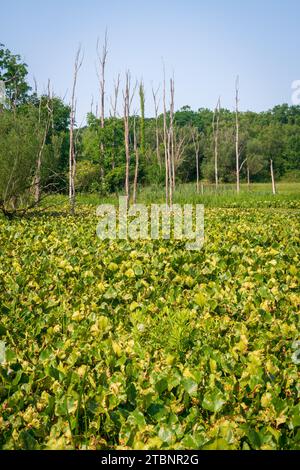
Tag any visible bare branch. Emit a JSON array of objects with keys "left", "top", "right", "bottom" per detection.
[
  {"left": 97, "top": 29, "right": 108, "bottom": 129},
  {"left": 133, "top": 115, "right": 139, "bottom": 204},
  {"left": 69, "top": 45, "right": 84, "bottom": 215},
  {"left": 152, "top": 84, "right": 161, "bottom": 168},
  {"left": 235, "top": 75, "right": 240, "bottom": 193},
  {"left": 123, "top": 70, "right": 136, "bottom": 207},
  {"left": 239, "top": 157, "right": 247, "bottom": 172},
  {"left": 212, "top": 96, "right": 221, "bottom": 189},
  {"left": 110, "top": 73, "right": 120, "bottom": 118}
]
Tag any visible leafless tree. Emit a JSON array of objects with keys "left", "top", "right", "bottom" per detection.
[
  {"left": 133, "top": 115, "right": 139, "bottom": 204},
  {"left": 69, "top": 46, "right": 83, "bottom": 215},
  {"left": 152, "top": 85, "right": 161, "bottom": 168},
  {"left": 97, "top": 30, "right": 108, "bottom": 183},
  {"left": 173, "top": 125, "right": 188, "bottom": 173},
  {"left": 191, "top": 126, "right": 201, "bottom": 193},
  {"left": 122, "top": 71, "right": 136, "bottom": 207},
  {"left": 212, "top": 97, "right": 221, "bottom": 189},
  {"left": 33, "top": 80, "right": 53, "bottom": 204},
  {"left": 161, "top": 65, "right": 180, "bottom": 206},
  {"left": 90, "top": 95, "right": 94, "bottom": 114},
  {"left": 97, "top": 30, "right": 108, "bottom": 129},
  {"left": 235, "top": 76, "right": 240, "bottom": 194},
  {"left": 110, "top": 74, "right": 120, "bottom": 118},
  {"left": 162, "top": 68, "right": 178, "bottom": 206},
  {"left": 169, "top": 78, "right": 175, "bottom": 194},
  {"left": 109, "top": 74, "right": 120, "bottom": 170},
  {"left": 162, "top": 66, "right": 169, "bottom": 205}
]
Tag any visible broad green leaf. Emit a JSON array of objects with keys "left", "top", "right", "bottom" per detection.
[{"left": 202, "top": 388, "right": 226, "bottom": 413}]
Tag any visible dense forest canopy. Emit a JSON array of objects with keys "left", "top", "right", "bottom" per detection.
[
  {"left": 0, "top": 42, "right": 300, "bottom": 214},
  {"left": 78, "top": 104, "right": 300, "bottom": 193}
]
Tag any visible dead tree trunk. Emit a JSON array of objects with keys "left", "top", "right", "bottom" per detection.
[
  {"left": 152, "top": 86, "right": 161, "bottom": 168},
  {"left": 34, "top": 81, "right": 52, "bottom": 204},
  {"left": 270, "top": 159, "right": 276, "bottom": 195},
  {"left": 191, "top": 127, "right": 200, "bottom": 193},
  {"left": 34, "top": 117, "right": 50, "bottom": 204},
  {"left": 133, "top": 116, "right": 139, "bottom": 204},
  {"left": 169, "top": 78, "right": 175, "bottom": 194},
  {"left": 212, "top": 97, "right": 220, "bottom": 189},
  {"left": 97, "top": 30, "right": 108, "bottom": 186},
  {"left": 235, "top": 76, "right": 240, "bottom": 194},
  {"left": 162, "top": 74, "right": 176, "bottom": 206},
  {"left": 166, "top": 116, "right": 173, "bottom": 206},
  {"left": 90, "top": 95, "right": 94, "bottom": 114},
  {"left": 173, "top": 127, "right": 187, "bottom": 184},
  {"left": 123, "top": 72, "right": 136, "bottom": 207},
  {"left": 110, "top": 74, "right": 120, "bottom": 170},
  {"left": 165, "top": 76, "right": 175, "bottom": 206},
  {"left": 69, "top": 46, "right": 83, "bottom": 215},
  {"left": 123, "top": 73, "right": 130, "bottom": 208},
  {"left": 139, "top": 81, "right": 145, "bottom": 160},
  {"left": 163, "top": 68, "right": 169, "bottom": 206}
]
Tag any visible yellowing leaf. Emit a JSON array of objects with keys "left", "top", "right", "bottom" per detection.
[{"left": 194, "top": 292, "right": 207, "bottom": 307}]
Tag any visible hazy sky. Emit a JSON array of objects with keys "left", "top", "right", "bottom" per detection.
[{"left": 2, "top": 0, "right": 300, "bottom": 123}]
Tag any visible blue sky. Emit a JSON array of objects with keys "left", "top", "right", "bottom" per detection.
[{"left": 2, "top": 0, "right": 300, "bottom": 123}]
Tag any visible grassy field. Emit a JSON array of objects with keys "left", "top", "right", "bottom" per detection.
[
  {"left": 0, "top": 183, "right": 299, "bottom": 449},
  {"left": 44, "top": 182, "right": 300, "bottom": 210}
]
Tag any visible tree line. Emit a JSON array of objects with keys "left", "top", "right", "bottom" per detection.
[{"left": 0, "top": 41, "right": 300, "bottom": 216}]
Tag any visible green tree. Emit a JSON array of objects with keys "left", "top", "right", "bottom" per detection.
[{"left": 0, "top": 44, "right": 31, "bottom": 107}]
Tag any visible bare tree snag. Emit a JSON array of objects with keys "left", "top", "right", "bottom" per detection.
[
  {"left": 110, "top": 74, "right": 120, "bottom": 170},
  {"left": 90, "top": 95, "right": 94, "bottom": 114},
  {"left": 152, "top": 85, "right": 161, "bottom": 168},
  {"left": 139, "top": 81, "right": 145, "bottom": 159},
  {"left": 169, "top": 78, "right": 175, "bottom": 194},
  {"left": 123, "top": 72, "right": 131, "bottom": 208},
  {"left": 133, "top": 115, "right": 139, "bottom": 204},
  {"left": 212, "top": 97, "right": 220, "bottom": 189},
  {"left": 163, "top": 72, "right": 176, "bottom": 206},
  {"left": 97, "top": 31, "right": 108, "bottom": 129},
  {"left": 122, "top": 71, "right": 136, "bottom": 208},
  {"left": 173, "top": 126, "right": 187, "bottom": 175},
  {"left": 34, "top": 80, "right": 52, "bottom": 204},
  {"left": 235, "top": 76, "right": 240, "bottom": 194},
  {"left": 191, "top": 126, "right": 201, "bottom": 193},
  {"left": 162, "top": 66, "right": 169, "bottom": 206},
  {"left": 270, "top": 159, "right": 276, "bottom": 195},
  {"left": 97, "top": 30, "right": 108, "bottom": 185},
  {"left": 69, "top": 46, "right": 83, "bottom": 215},
  {"left": 110, "top": 74, "right": 120, "bottom": 118}
]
